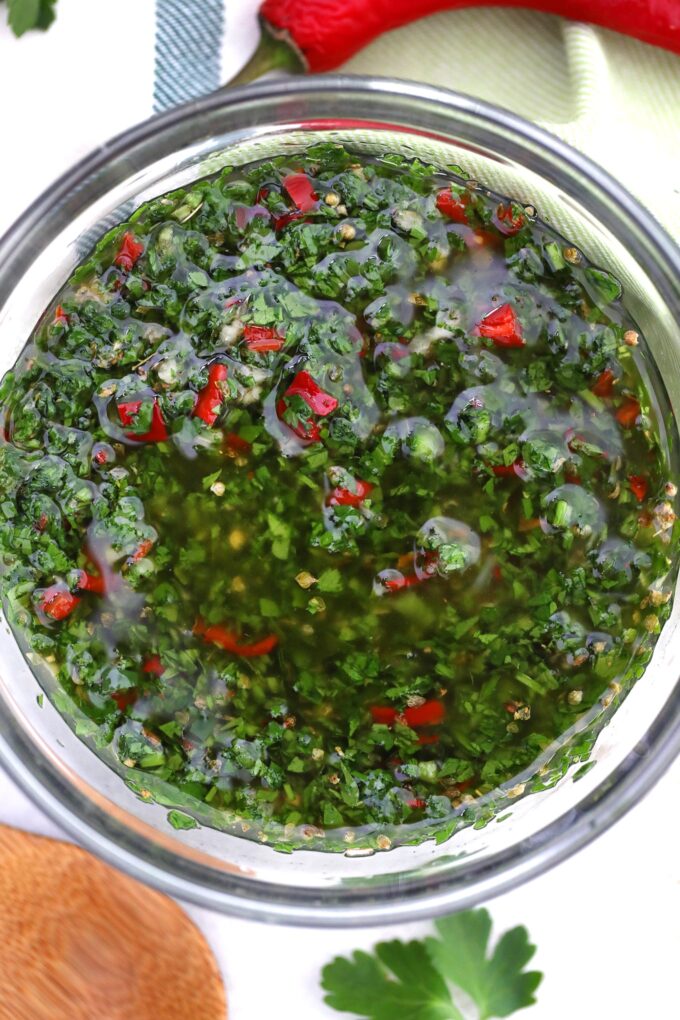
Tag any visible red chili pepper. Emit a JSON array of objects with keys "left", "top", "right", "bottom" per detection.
[
  {"left": 143, "top": 656, "right": 165, "bottom": 677},
  {"left": 370, "top": 699, "right": 445, "bottom": 728},
  {"left": 628, "top": 474, "right": 648, "bottom": 502},
  {"left": 128, "top": 538, "right": 154, "bottom": 564},
  {"left": 53, "top": 305, "right": 69, "bottom": 327},
  {"left": 494, "top": 203, "right": 525, "bottom": 235},
  {"left": 243, "top": 325, "right": 285, "bottom": 353},
  {"left": 118, "top": 399, "right": 169, "bottom": 443},
  {"left": 404, "top": 700, "right": 445, "bottom": 727},
  {"left": 260, "top": 0, "right": 680, "bottom": 72},
  {"left": 114, "top": 232, "right": 145, "bottom": 272},
  {"left": 475, "top": 303, "right": 524, "bottom": 347},
  {"left": 491, "top": 459, "right": 525, "bottom": 478},
  {"left": 225, "top": 431, "right": 252, "bottom": 454},
  {"left": 370, "top": 705, "right": 397, "bottom": 725},
  {"left": 273, "top": 209, "right": 306, "bottom": 231},
  {"left": 195, "top": 619, "right": 279, "bottom": 658},
  {"left": 435, "top": 188, "right": 468, "bottom": 224},
  {"left": 383, "top": 572, "right": 429, "bottom": 592},
  {"left": 36, "top": 512, "right": 48, "bottom": 532},
  {"left": 407, "top": 798, "right": 427, "bottom": 809},
  {"left": 417, "top": 733, "right": 440, "bottom": 746},
  {"left": 616, "top": 398, "right": 641, "bottom": 429},
  {"left": 38, "top": 585, "right": 80, "bottom": 621},
  {"left": 112, "top": 689, "right": 137, "bottom": 712},
  {"left": 277, "top": 371, "right": 338, "bottom": 441},
  {"left": 193, "top": 363, "right": 228, "bottom": 426},
  {"left": 592, "top": 369, "right": 615, "bottom": 397},
  {"left": 327, "top": 479, "right": 374, "bottom": 507},
  {"left": 93, "top": 448, "right": 109, "bottom": 466},
  {"left": 75, "top": 570, "right": 106, "bottom": 595},
  {"left": 282, "top": 172, "right": 318, "bottom": 212}
]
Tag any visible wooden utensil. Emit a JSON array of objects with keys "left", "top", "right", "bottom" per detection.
[{"left": 0, "top": 826, "right": 227, "bottom": 1020}]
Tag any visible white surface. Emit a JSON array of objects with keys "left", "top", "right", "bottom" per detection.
[{"left": 0, "top": 3, "right": 679, "bottom": 1017}]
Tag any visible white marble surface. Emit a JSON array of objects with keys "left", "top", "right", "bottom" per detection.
[{"left": 1, "top": 3, "right": 679, "bottom": 1017}]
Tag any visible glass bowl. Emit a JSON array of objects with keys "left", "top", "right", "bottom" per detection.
[{"left": 0, "top": 76, "right": 679, "bottom": 927}]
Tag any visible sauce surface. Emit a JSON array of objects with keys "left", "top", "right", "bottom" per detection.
[{"left": 0, "top": 144, "right": 676, "bottom": 850}]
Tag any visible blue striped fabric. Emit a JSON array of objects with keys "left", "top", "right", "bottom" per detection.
[{"left": 153, "top": 0, "right": 225, "bottom": 113}]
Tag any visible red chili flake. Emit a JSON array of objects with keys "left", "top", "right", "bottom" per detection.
[
  {"left": 118, "top": 399, "right": 168, "bottom": 443},
  {"left": 628, "top": 475, "right": 648, "bottom": 502},
  {"left": 75, "top": 570, "right": 106, "bottom": 595},
  {"left": 616, "top": 398, "right": 641, "bottom": 429},
  {"left": 112, "top": 689, "right": 137, "bottom": 712},
  {"left": 327, "top": 479, "right": 374, "bottom": 507},
  {"left": 407, "top": 798, "right": 427, "bottom": 809},
  {"left": 435, "top": 188, "right": 468, "bottom": 224},
  {"left": 114, "top": 232, "right": 145, "bottom": 272},
  {"left": 476, "top": 304, "right": 524, "bottom": 348},
  {"left": 491, "top": 459, "right": 525, "bottom": 478},
  {"left": 225, "top": 431, "right": 252, "bottom": 455},
  {"left": 404, "top": 700, "right": 445, "bottom": 727},
  {"left": 36, "top": 513, "right": 48, "bottom": 532},
  {"left": 277, "top": 371, "right": 338, "bottom": 442},
  {"left": 273, "top": 209, "right": 306, "bottom": 231},
  {"left": 417, "top": 733, "right": 440, "bottom": 746},
  {"left": 495, "top": 202, "right": 525, "bottom": 235},
  {"left": 370, "top": 700, "right": 444, "bottom": 728},
  {"left": 38, "top": 585, "right": 79, "bottom": 621},
  {"left": 195, "top": 619, "right": 279, "bottom": 658},
  {"left": 383, "top": 572, "right": 428, "bottom": 592},
  {"left": 193, "top": 363, "right": 228, "bottom": 426},
  {"left": 282, "top": 172, "right": 318, "bottom": 212},
  {"left": 592, "top": 369, "right": 615, "bottom": 397},
  {"left": 370, "top": 705, "right": 397, "bottom": 725},
  {"left": 243, "top": 324, "right": 285, "bottom": 353},
  {"left": 143, "top": 655, "right": 165, "bottom": 677},
  {"left": 93, "top": 448, "right": 109, "bottom": 466},
  {"left": 129, "top": 538, "right": 154, "bottom": 564},
  {"left": 53, "top": 305, "right": 69, "bottom": 327}
]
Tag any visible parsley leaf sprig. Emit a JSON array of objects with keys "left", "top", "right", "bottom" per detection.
[
  {"left": 321, "top": 909, "right": 542, "bottom": 1020},
  {"left": 3, "top": 0, "right": 58, "bottom": 37}
]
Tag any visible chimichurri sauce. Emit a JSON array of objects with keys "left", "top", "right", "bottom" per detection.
[{"left": 0, "top": 144, "right": 677, "bottom": 850}]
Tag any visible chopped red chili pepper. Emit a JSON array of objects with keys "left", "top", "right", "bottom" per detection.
[
  {"left": 224, "top": 431, "right": 252, "bottom": 455},
  {"left": 277, "top": 370, "right": 338, "bottom": 441},
  {"left": 327, "top": 479, "right": 374, "bottom": 507},
  {"left": 494, "top": 203, "right": 525, "bottom": 235},
  {"left": 75, "top": 570, "right": 106, "bottom": 594},
  {"left": 143, "top": 655, "right": 165, "bottom": 677},
  {"left": 38, "top": 585, "right": 79, "bottom": 621},
  {"left": 118, "top": 399, "right": 169, "bottom": 443},
  {"left": 417, "top": 733, "right": 440, "bottom": 746},
  {"left": 195, "top": 619, "right": 279, "bottom": 658},
  {"left": 114, "top": 232, "right": 145, "bottom": 272},
  {"left": 282, "top": 172, "right": 318, "bottom": 212},
  {"left": 193, "top": 363, "right": 228, "bottom": 426},
  {"left": 476, "top": 303, "right": 524, "bottom": 347},
  {"left": 273, "top": 210, "right": 306, "bottom": 231},
  {"left": 370, "top": 705, "right": 397, "bottom": 725},
  {"left": 404, "top": 700, "right": 445, "bottom": 727},
  {"left": 370, "top": 700, "right": 445, "bottom": 728},
  {"left": 592, "top": 369, "right": 615, "bottom": 397},
  {"left": 128, "top": 538, "right": 154, "bottom": 564},
  {"left": 407, "top": 798, "right": 427, "bottom": 809},
  {"left": 93, "top": 448, "right": 109, "bottom": 466},
  {"left": 112, "top": 689, "right": 137, "bottom": 712},
  {"left": 491, "top": 459, "right": 525, "bottom": 478},
  {"left": 36, "top": 512, "right": 48, "bottom": 532},
  {"left": 243, "top": 325, "right": 285, "bottom": 353},
  {"left": 628, "top": 474, "right": 648, "bottom": 501},
  {"left": 616, "top": 398, "right": 641, "bottom": 428},
  {"left": 53, "top": 305, "right": 69, "bottom": 327},
  {"left": 435, "top": 188, "right": 468, "bottom": 224}
]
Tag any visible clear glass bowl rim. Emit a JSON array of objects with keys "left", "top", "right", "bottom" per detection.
[{"left": 0, "top": 74, "right": 679, "bottom": 927}]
